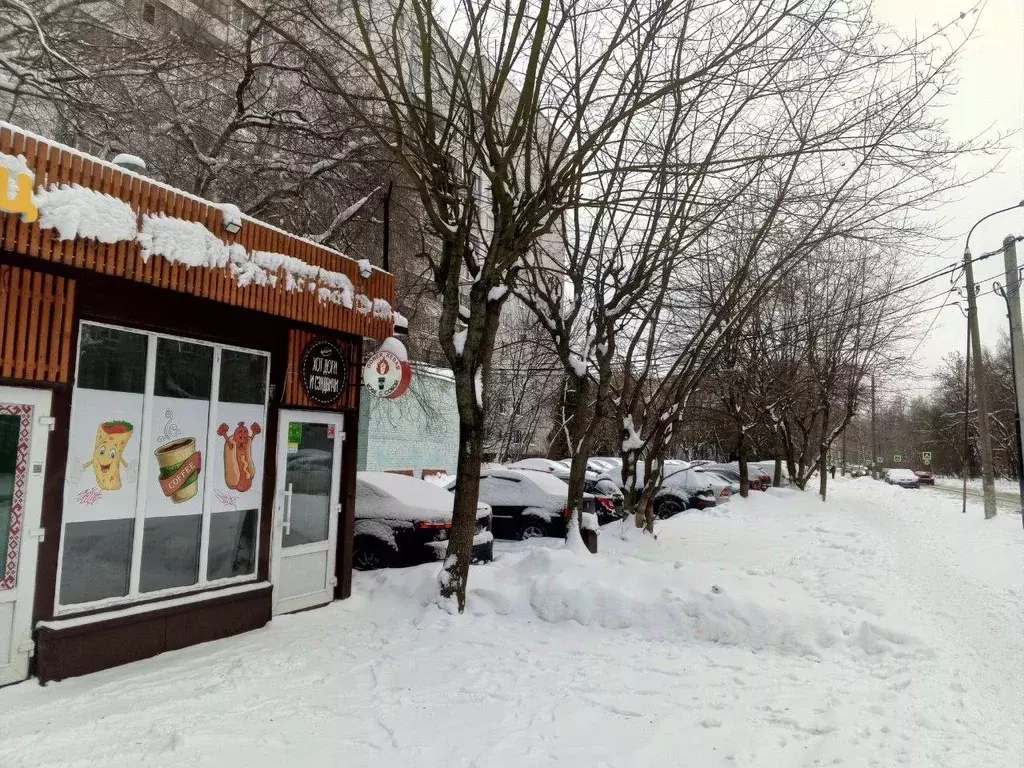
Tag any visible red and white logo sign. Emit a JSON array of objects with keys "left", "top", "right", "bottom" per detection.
[{"left": 363, "top": 338, "right": 412, "bottom": 399}]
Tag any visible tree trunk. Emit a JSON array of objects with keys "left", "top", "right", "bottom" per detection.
[
  {"left": 558, "top": 372, "right": 598, "bottom": 550},
  {"left": 737, "top": 428, "right": 749, "bottom": 498},
  {"left": 817, "top": 404, "right": 830, "bottom": 501},
  {"left": 439, "top": 413, "right": 483, "bottom": 611},
  {"left": 772, "top": 428, "right": 784, "bottom": 486}
]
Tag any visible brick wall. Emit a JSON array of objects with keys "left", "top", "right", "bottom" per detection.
[{"left": 357, "top": 366, "right": 459, "bottom": 477}]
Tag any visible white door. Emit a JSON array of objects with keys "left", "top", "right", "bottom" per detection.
[
  {"left": 270, "top": 410, "right": 344, "bottom": 615},
  {"left": 0, "top": 386, "right": 51, "bottom": 686}
]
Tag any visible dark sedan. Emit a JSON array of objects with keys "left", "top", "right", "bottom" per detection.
[
  {"left": 353, "top": 472, "right": 493, "bottom": 570},
  {"left": 914, "top": 470, "right": 935, "bottom": 486},
  {"left": 471, "top": 468, "right": 598, "bottom": 540}
]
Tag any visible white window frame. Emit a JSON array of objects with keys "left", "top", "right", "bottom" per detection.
[{"left": 53, "top": 321, "right": 271, "bottom": 616}]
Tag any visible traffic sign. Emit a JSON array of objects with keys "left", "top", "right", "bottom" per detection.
[
  {"left": 894, "top": 454, "right": 902, "bottom": 463},
  {"left": 876, "top": 456, "right": 883, "bottom": 464},
  {"left": 922, "top": 451, "right": 932, "bottom": 464}
]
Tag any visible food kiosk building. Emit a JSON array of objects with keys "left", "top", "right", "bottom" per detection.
[{"left": 0, "top": 123, "right": 395, "bottom": 684}]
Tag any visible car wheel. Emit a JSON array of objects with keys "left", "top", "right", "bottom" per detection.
[
  {"left": 655, "top": 497, "right": 686, "bottom": 519},
  {"left": 353, "top": 536, "right": 394, "bottom": 570},
  {"left": 519, "top": 520, "right": 548, "bottom": 540}
]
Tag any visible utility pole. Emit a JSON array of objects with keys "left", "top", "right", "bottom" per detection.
[
  {"left": 1001, "top": 235, "right": 1024, "bottom": 516},
  {"left": 962, "top": 319, "right": 971, "bottom": 515},
  {"left": 963, "top": 248, "right": 998, "bottom": 519},
  {"left": 871, "top": 375, "right": 877, "bottom": 479}
]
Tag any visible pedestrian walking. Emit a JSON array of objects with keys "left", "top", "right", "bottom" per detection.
[{"left": 829, "top": 465, "right": 837, "bottom": 479}]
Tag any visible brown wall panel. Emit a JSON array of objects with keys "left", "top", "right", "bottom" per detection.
[
  {"left": 0, "top": 265, "right": 76, "bottom": 384},
  {"left": 35, "top": 586, "right": 272, "bottom": 682}
]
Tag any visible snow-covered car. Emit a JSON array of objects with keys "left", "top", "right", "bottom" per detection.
[
  {"left": 598, "top": 461, "right": 716, "bottom": 517},
  {"left": 697, "top": 467, "right": 741, "bottom": 494},
  {"left": 692, "top": 468, "right": 735, "bottom": 502},
  {"left": 467, "top": 468, "right": 598, "bottom": 540},
  {"left": 687, "top": 459, "right": 715, "bottom": 468},
  {"left": 507, "top": 457, "right": 573, "bottom": 476},
  {"left": 652, "top": 465, "right": 718, "bottom": 518},
  {"left": 353, "top": 472, "right": 493, "bottom": 570},
  {"left": 707, "top": 463, "right": 766, "bottom": 491},
  {"left": 749, "top": 461, "right": 782, "bottom": 485},
  {"left": 885, "top": 469, "right": 920, "bottom": 489},
  {"left": 584, "top": 475, "right": 626, "bottom": 523},
  {"left": 849, "top": 465, "right": 868, "bottom": 478},
  {"left": 590, "top": 457, "right": 623, "bottom": 471},
  {"left": 506, "top": 459, "right": 623, "bottom": 524}
]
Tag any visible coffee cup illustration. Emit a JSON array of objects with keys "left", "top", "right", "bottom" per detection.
[{"left": 154, "top": 437, "right": 202, "bottom": 503}]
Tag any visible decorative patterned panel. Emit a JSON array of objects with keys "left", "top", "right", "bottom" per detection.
[{"left": 0, "top": 403, "right": 31, "bottom": 589}]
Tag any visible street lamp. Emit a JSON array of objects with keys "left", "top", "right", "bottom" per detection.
[
  {"left": 964, "top": 200, "right": 1024, "bottom": 258},
  {"left": 961, "top": 200, "right": 1024, "bottom": 519}
]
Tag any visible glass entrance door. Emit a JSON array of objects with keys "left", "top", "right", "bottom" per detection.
[
  {"left": 0, "top": 387, "right": 51, "bottom": 685},
  {"left": 270, "top": 411, "right": 344, "bottom": 615}
]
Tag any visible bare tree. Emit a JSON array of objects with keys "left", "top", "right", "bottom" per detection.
[
  {"left": 606, "top": 3, "right": 984, "bottom": 530},
  {"left": 2, "top": 1, "right": 410, "bottom": 258},
  {"left": 269, "top": 0, "right": 828, "bottom": 608}
]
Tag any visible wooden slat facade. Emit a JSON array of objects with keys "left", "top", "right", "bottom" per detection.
[
  {"left": 283, "top": 328, "right": 362, "bottom": 411},
  {"left": 0, "top": 265, "right": 75, "bottom": 384},
  {"left": 0, "top": 123, "right": 395, "bottom": 341}
]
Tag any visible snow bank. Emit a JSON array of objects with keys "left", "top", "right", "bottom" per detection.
[
  {"left": 1, "top": 478, "right": 1019, "bottom": 767},
  {"left": 362, "top": 527, "right": 928, "bottom": 663},
  {"left": 35, "top": 184, "right": 137, "bottom": 243}
]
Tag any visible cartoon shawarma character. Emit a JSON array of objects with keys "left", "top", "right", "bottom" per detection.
[
  {"left": 83, "top": 421, "right": 133, "bottom": 490},
  {"left": 217, "top": 422, "right": 262, "bottom": 492}
]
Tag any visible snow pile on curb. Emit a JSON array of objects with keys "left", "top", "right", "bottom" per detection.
[{"left": 357, "top": 525, "right": 928, "bottom": 662}]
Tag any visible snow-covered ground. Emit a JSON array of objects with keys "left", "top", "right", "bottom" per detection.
[
  {"left": 934, "top": 475, "right": 1021, "bottom": 496},
  {"left": 1, "top": 478, "right": 1021, "bottom": 767}
]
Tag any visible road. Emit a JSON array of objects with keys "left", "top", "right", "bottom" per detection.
[{"left": 928, "top": 481, "right": 1022, "bottom": 515}]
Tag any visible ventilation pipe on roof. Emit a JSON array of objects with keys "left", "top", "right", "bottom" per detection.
[{"left": 111, "top": 153, "right": 147, "bottom": 175}]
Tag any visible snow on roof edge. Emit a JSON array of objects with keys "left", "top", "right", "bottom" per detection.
[{"left": 0, "top": 120, "right": 392, "bottom": 279}]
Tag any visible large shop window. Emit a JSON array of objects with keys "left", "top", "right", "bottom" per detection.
[{"left": 58, "top": 322, "right": 269, "bottom": 610}]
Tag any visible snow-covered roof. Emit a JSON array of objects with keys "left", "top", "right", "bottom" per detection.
[{"left": 0, "top": 121, "right": 396, "bottom": 340}]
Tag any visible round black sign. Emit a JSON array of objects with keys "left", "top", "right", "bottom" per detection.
[{"left": 300, "top": 339, "right": 348, "bottom": 405}]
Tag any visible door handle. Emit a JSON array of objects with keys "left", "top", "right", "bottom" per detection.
[{"left": 283, "top": 482, "right": 293, "bottom": 536}]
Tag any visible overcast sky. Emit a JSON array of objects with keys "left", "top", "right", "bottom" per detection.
[{"left": 868, "top": 0, "right": 1024, "bottom": 399}]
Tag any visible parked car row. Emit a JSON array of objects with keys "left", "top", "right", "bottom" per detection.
[{"left": 351, "top": 456, "right": 788, "bottom": 571}]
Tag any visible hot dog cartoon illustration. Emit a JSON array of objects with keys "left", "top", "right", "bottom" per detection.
[
  {"left": 82, "top": 421, "right": 133, "bottom": 490},
  {"left": 217, "top": 422, "right": 262, "bottom": 492}
]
